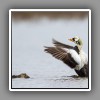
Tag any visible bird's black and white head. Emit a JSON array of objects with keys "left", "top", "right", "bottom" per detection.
[{"left": 68, "top": 36, "right": 83, "bottom": 50}]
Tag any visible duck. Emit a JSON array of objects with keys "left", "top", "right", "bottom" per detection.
[{"left": 44, "top": 36, "right": 88, "bottom": 77}]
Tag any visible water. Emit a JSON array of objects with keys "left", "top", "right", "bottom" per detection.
[{"left": 12, "top": 17, "right": 88, "bottom": 88}]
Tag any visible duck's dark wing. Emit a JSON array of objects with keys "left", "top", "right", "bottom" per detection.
[
  {"left": 52, "top": 39, "right": 80, "bottom": 54},
  {"left": 44, "top": 46, "right": 78, "bottom": 68},
  {"left": 52, "top": 39, "right": 74, "bottom": 49}
]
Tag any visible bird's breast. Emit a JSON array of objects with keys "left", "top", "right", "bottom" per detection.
[{"left": 75, "top": 50, "right": 88, "bottom": 70}]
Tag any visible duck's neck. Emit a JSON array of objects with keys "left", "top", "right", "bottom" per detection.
[
  {"left": 77, "top": 39, "right": 83, "bottom": 52},
  {"left": 77, "top": 45, "right": 83, "bottom": 53}
]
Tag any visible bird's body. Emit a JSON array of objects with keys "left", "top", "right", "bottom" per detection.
[{"left": 44, "top": 36, "right": 88, "bottom": 77}]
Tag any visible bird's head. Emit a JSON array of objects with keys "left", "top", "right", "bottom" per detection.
[{"left": 68, "top": 36, "right": 83, "bottom": 49}]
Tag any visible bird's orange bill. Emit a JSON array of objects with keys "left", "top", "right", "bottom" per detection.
[{"left": 68, "top": 38, "right": 73, "bottom": 42}]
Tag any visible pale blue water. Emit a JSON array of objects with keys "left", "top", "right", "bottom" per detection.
[{"left": 12, "top": 18, "right": 88, "bottom": 88}]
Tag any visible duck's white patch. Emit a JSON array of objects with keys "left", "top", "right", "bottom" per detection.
[
  {"left": 68, "top": 49, "right": 81, "bottom": 65},
  {"left": 63, "top": 48, "right": 88, "bottom": 70},
  {"left": 74, "top": 36, "right": 79, "bottom": 41}
]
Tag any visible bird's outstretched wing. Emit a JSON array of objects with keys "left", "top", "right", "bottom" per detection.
[
  {"left": 52, "top": 39, "right": 80, "bottom": 54},
  {"left": 44, "top": 46, "right": 79, "bottom": 68},
  {"left": 52, "top": 39, "right": 74, "bottom": 49}
]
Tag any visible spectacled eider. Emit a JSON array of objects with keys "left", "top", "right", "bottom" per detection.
[{"left": 44, "top": 36, "right": 88, "bottom": 77}]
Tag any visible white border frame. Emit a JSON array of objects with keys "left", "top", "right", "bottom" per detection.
[{"left": 9, "top": 9, "right": 91, "bottom": 91}]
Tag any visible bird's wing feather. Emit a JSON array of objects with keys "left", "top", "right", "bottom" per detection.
[
  {"left": 44, "top": 46, "right": 79, "bottom": 68},
  {"left": 44, "top": 46, "right": 66, "bottom": 60},
  {"left": 52, "top": 39, "right": 74, "bottom": 49}
]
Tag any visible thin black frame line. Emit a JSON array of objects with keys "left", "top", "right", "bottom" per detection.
[
  {"left": 10, "top": 10, "right": 90, "bottom": 90},
  {"left": 11, "top": 13, "right": 12, "bottom": 89},
  {"left": 88, "top": 12, "right": 89, "bottom": 89},
  {"left": 11, "top": 87, "right": 88, "bottom": 89}
]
